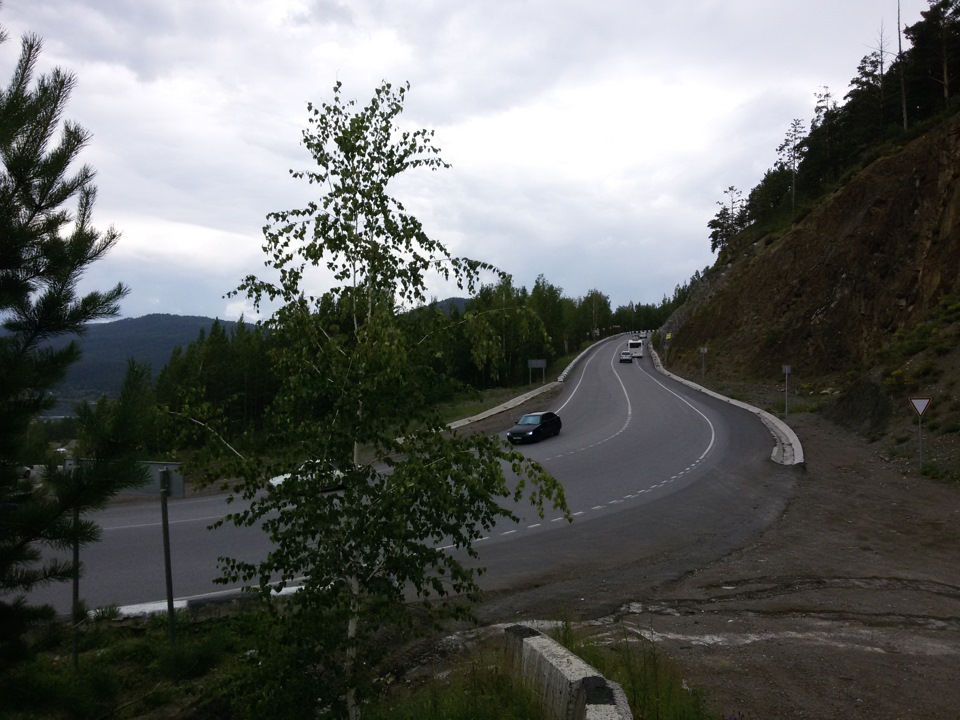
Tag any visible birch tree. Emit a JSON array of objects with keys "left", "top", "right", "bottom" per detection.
[{"left": 220, "top": 81, "right": 567, "bottom": 719}]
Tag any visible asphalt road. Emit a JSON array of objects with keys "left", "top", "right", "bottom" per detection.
[
  {"left": 27, "top": 336, "right": 793, "bottom": 616},
  {"left": 456, "top": 337, "right": 795, "bottom": 617}
]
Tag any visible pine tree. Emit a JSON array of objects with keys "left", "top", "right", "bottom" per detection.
[{"left": 0, "top": 18, "right": 134, "bottom": 662}]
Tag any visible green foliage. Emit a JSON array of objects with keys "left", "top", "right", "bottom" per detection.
[
  {"left": 219, "top": 80, "right": 569, "bottom": 718},
  {"left": 0, "top": 16, "right": 143, "bottom": 666},
  {"left": 19, "top": 420, "right": 56, "bottom": 465},
  {"left": 0, "top": 657, "right": 121, "bottom": 719},
  {"left": 921, "top": 460, "right": 960, "bottom": 483},
  {"left": 0, "top": 606, "right": 261, "bottom": 719},
  {"left": 878, "top": 293, "right": 960, "bottom": 402},
  {"left": 75, "top": 359, "right": 158, "bottom": 460},
  {"left": 464, "top": 275, "right": 552, "bottom": 386},
  {"left": 708, "top": 186, "right": 748, "bottom": 253},
  {"left": 364, "top": 642, "right": 546, "bottom": 720},
  {"left": 156, "top": 318, "right": 279, "bottom": 453}
]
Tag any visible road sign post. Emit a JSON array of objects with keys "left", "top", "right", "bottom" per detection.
[
  {"left": 700, "top": 347, "right": 707, "bottom": 378},
  {"left": 782, "top": 365, "right": 792, "bottom": 418},
  {"left": 159, "top": 467, "right": 176, "bottom": 648},
  {"left": 528, "top": 358, "right": 546, "bottom": 385},
  {"left": 910, "top": 398, "right": 932, "bottom": 470}
]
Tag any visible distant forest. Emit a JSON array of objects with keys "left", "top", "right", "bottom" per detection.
[
  {"left": 707, "top": 0, "right": 960, "bottom": 253},
  {"left": 41, "top": 315, "right": 249, "bottom": 414},
  {"left": 151, "top": 274, "right": 685, "bottom": 445}
]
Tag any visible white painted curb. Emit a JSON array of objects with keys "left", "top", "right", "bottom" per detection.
[
  {"left": 448, "top": 334, "right": 626, "bottom": 431},
  {"left": 446, "top": 383, "right": 561, "bottom": 430},
  {"left": 502, "top": 624, "right": 633, "bottom": 720},
  {"left": 650, "top": 349, "right": 804, "bottom": 466}
]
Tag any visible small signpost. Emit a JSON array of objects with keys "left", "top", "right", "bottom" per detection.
[
  {"left": 528, "top": 358, "right": 547, "bottom": 385},
  {"left": 699, "top": 347, "right": 707, "bottom": 378},
  {"left": 782, "top": 365, "right": 792, "bottom": 418},
  {"left": 159, "top": 467, "right": 176, "bottom": 647},
  {"left": 910, "top": 397, "right": 932, "bottom": 469}
]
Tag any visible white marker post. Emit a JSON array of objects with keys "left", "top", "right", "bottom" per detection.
[{"left": 910, "top": 397, "right": 932, "bottom": 470}]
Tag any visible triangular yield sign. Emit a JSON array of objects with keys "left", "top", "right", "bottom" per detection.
[{"left": 910, "top": 397, "right": 931, "bottom": 417}]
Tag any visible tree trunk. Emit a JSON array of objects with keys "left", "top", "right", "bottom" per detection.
[{"left": 346, "top": 575, "right": 360, "bottom": 720}]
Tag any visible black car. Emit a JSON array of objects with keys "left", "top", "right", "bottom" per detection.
[{"left": 506, "top": 411, "right": 562, "bottom": 444}]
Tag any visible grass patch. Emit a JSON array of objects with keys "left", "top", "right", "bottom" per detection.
[
  {"left": 921, "top": 461, "right": 960, "bottom": 484},
  {"left": 0, "top": 606, "right": 255, "bottom": 719},
  {"left": 434, "top": 351, "right": 579, "bottom": 425},
  {"left": 366, "top": 639, "right": 546, "bottom": 720},
  {"left": 2, "top": 605, "right": 550, "bottom": 720},
  {"left": 436, "top": 385, "right": 536, "bottom": 424},
  {"left": 550, "top": 619, "right": 712, "bottom": 720}
]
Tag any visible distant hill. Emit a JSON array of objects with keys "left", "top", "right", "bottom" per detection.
[
  {"left": 431, "top": 297, "right": 470, "bottom": 315},
  {"left": 42, "top": 302, "right": 471, "bottom": 415},
  {"left": 45, "top": 314, "right": 246, "bottom": 414}
]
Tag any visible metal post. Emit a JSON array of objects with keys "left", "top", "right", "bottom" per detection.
[
  {"left": 159, "top": 467, "right": 176, "bottom": 647},
  {"left": 782, "top": 365, "right": 792, "bottom": 418},
  {"left": 918, "top": 415, "right": 924, "bottom": 470},
  {"left": 72, "top": 506, "right": 80, "bottom": 671},
  {"left": 909, "top": 398, "right": 932, "bottom": 472}
]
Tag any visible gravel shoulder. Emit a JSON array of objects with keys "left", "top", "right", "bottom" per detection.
[
  {"left": 461, "top": 396, "right": 960, "bottom": 718},
  {"left": 614, "top": 412, "right": 960, "bottom": 719}
]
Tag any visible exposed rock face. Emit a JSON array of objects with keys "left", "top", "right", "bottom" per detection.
[{"left": 671, "top": 116, "right": 960, "bottom": 380}]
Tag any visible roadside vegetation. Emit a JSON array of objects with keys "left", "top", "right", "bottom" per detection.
[
  {"left": 0, "top": 602, "right": 552, "bottom": 720},
  {"left": 550, "top": 619, "right": 712, "bottom": 720},
  {"left": 5, "top": 598, "right": 734, "bottom": 719}
]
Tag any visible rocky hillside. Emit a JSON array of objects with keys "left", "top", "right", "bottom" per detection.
[{"left": 664, "top": 114, "right": 960, "bottom": 477}]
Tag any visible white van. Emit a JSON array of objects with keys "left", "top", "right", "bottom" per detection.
[{"left": 628, "top": 337, "right": 643, "bottom": 359}]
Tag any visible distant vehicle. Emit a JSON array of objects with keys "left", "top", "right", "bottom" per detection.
[
  {"left": 506, "top": 411, "right": 562, "bottom": 444},
  {"left": 269, "top": 462, "right": 345, "bottom": 493},
  {"left": 619, "top": 350, "right": 633, "bottom": 363},
  {"left": 628, "top": 337, "right": 643, "bottom": 359}
]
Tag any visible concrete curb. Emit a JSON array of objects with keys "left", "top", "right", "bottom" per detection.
[
  {"left": 446, "top": 382, "right": 562, "bottom": 430},
  {"left": 448, "top": 334, "right": 624, "bottom": 431},
  {"left": 502, "top": 624, "right": 632, "bottom": 720},
  {"left": 650, "top": 349, "right": 805, "bottom": 466}
]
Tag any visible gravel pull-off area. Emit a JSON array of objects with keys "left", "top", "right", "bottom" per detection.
[{"left": 576, "top": 413, "right": 960, "bottom": 719}]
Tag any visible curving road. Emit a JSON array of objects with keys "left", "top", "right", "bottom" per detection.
[
  {"left": 27, "top": 336, "right": 798, "bottom": 616},
  {"left": 452, "top": 336, "right": 798, "bottom": 614}
]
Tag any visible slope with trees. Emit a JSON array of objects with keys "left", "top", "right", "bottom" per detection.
[
  {"left": 669, "top": 2, "right": 960, "bottom": 455},
  {"left": 708, "top": 0, "right": 960, "bottom": 252}
]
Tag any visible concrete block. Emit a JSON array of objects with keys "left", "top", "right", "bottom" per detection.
[{"left": 503, "top": 624, "right": 632, "bottom": 720}]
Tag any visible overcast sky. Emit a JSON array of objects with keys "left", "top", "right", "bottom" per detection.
[{"left": 1, "top": 0, "right": 933, "bottom": 321}]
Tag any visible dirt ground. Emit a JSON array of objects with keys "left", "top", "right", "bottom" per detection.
[
  {"left": 607, "top": 412, "right": 960, "bottom": 719},
  {"left": 458, "top": 397, "right": 960, "bottom": 719}
]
